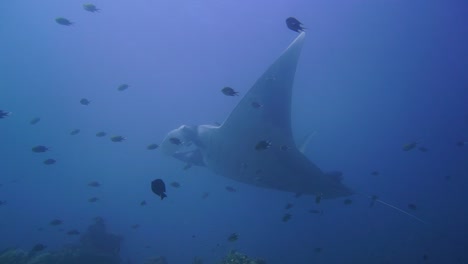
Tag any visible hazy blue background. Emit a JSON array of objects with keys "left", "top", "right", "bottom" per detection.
[{"left": 1, "top": 0, "right": 467, "bottom": 263}]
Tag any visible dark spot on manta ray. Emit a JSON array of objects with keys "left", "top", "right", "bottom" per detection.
[
  {"left": 255, "top": 140, "right": 271, "bottom": 150},
  {"left": 286, "top": 17, "right": 305, "bottom": 32}
]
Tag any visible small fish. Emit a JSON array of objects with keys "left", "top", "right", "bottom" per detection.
[
  {"left": 0, "top": 110, "right": 11, "bottom": 119},
  {"left": 280, "top": 145, "right": 290, "bottom": 151},
  {"left": 201, "top": 192, "right": 210, "bottom": 199},
  {"left": 117, "top": 84, "right": 129, "bottom": 91},
  {"left": 31, "top": 243, "right": 46, "bottom": 252},
  {"left": 285, "top": 203, "right": 293, "bottom": 210},
  {"left": 67, "top": 229, "right": 80, "bottom": 235},
  {"left": 70, "top": 129, "right": 80, "bottom": 135},
  {"left": 418, "top": 146, "right": 428, "bottom": 152},
  {"left": 147, "top": 143, "right": 159, "bottom": 150},
  {"left": 80, "top": 98, "right": 90, "bottom": 105},
  {"left": 403, "top": 141, "right": 418, "bottom": 151},
  {"left": 43, "top": 159, "right": 56, "bottom": 165},
  {"left": 286, "top": 17, "right": 305, "bottom": 32},
  {"left": 96, "top": 131, "right": 107, "bottom": 137},
  {"left": 55, "top": 17, "right": 73, "bottom": 26},
  {"left": 221, "top": 87, "right": 239, "bottom": 96},
  {"left": 88, "top": 197, "right": 99, "bottom": 203},
  {"left": 408, "top": 203, "right": 417, "bottom": 210},
  {"left": 314, "top": 247, "right": 322, "bottom": 253},
  {"left": 30, "top": 117, "right": 41, "bottom": 125},
  {"left": 255, "top": 140, "right": 272, "bottom": 150},
  {"left": 170, "top": 181, "right": 181, "bottom": 188},
  {"left": 456, "top": 141, "right": 466, "bottom": 147},
  {"left": 225, "top": 186, "right": 236, "bottom": 192},
  {"left": 370, "top": 171, "right": 379, "bottom": 176},
  {"left": 315, "top": 193, "right": 323, "bottom": 204},
  {"left": 110, "top": 136, "right": 126, "bottom": 142},
  {"left": 343, "top": 199, "right": 352, "bottom": 205},
  {"left": 369, "top": 195, "right": 378, "bottom": 207},
  {"left": 308, "top": 209, "right": 323, "bottom": 214},
  {"left": 151, "top": 179, "right": 167, "bottom": 200},
  {"left": 131, "top": 224, "right": 140, "bottom": 229},
  {"left": 282, "top": 213, "right": 292, "bottom": 222},
  {"left": 32, "top": 145, "right": 49, "bottom": 153},
  {"left": 169, "top": 137, "right": 182, "bottom": 145},
  {"left": 140, "top": 200, "right": 147, "bottom": 206},
  {"left": 49, "top": 219, "right": 63, "bottom": 226},
  {"left": 227, "top": 233, "right": 238, "bottom": 242},
  {"left": 83, "top": 4, "right": 100, "bottom": 12},
  {"left": 251, "top": 102, "right": 263, "bottom": 108},
  {"left": 87, "top": 181, "right": 101, "bottom": 187}
]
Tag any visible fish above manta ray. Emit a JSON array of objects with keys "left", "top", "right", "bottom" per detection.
[{"left": 159, "top": 32, "right": 352, "bottom": 199}]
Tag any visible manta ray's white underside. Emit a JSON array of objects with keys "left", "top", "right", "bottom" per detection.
[{"left": 161, "top": 32, "right": 353, "bottom": 199}]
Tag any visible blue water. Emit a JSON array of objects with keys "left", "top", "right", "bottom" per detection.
[{"left": 1, "top": 0, "right": 467, "bottom": 263}]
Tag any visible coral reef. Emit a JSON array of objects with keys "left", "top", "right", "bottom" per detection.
[
  {"left": 144, "top": 256, "right": 168, "bottom": 264},
  {"left": 219, "top": 250, "right": 266, "bottom": 264},
  {"left": 0, "top": 217, "right": 122, "bottom": 264}
]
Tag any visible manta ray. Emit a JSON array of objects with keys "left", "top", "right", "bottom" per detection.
[{"left": 160, "top": 32, "right": 353, "bottom": 199}]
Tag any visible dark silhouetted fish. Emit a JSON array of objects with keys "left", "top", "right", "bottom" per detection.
[
  {"left": 170, "top": 181, "right": 181, "bottom": 188},
  {"left": 110, "top": 136, "right": 126, "bottom": 142},
  {"left": 225, "top": 186, "right": 236, "bottom": 192},
  {"left": 227, "top": 233, "right": 238, "bottom": 242},
  {"left": 88, "top": 197, "right": 99, "bottom": 203},
  {"left": 147, "top": 143, "right": 159, "bottom": 150},
  {"left": 31, "top": 243, "right": 46, "bottom": 252},
  {"left": 0, "top": 110, "right": 11, "bottom": 119},
  {"left": 80, "top": 98, "right": 90, "bottom": 105},
  {"left": 140, "top": 200, "right": 147, "bottom": 206},
  {"left": 32, "top": 145, "right": 49, "bottom": 153},
  {"left": 70, "top": 129, "right": 80, "bottom": 135},
  {"left": 286, "top": 17, "right": 305, "bottom": 32},
  {"left": 43, "top": 159, "right": 56, "bottom": 165},
  {"left": 117, "top": 84, "right": 129, "bottom": 91},
  {"left": 55, "top": 17, "right": 73, "bottom": 26},
  {"left": 255, "top": 140, "right": 271, "bottom": 150},
  {"left": 221, "top": 87, "right": 239, "bottom": 96},
  {"left": 50, "top": 219, "right": 62, "bottom": 226},
  {"left": 87, "top": 181, "right": 101, "bottom": 187},
  {"left": 30, "top": 117, "right": 41, "bottom": 125},
  {"left": 282, "top": 213, "right": 292, "bottom": 222},
  {"left": 96, "top": 131, "right": 107, "bottom": 137},
  {"left": 151, "top": 179, "right": 167, "bottom": 200},
  {"left": 343, "top": 199, "right": 352, "bottom": 205},
  {"left": 67, "top": 229, "right": 80, "bottom": 235},
  {"left": 83, "top": 4, "right": 100, "bottom": 12}
]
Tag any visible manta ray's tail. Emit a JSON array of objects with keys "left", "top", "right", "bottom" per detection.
[{"left": 364, "top": 194, "right": 428, "bottom": 225}]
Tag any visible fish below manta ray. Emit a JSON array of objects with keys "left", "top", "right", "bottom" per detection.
[{"left": 160, "top": 32, "right": 353, "bottom": 199}]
